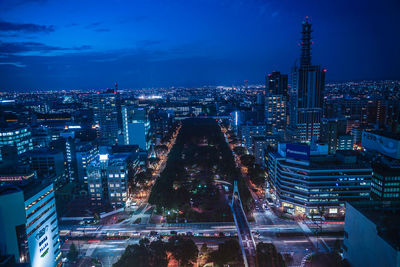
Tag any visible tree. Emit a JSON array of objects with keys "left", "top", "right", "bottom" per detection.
[
  {"left": 233, "top": 146, "right": 246, "bottom": 156},
  {"left": 93, "top": 212, "right": 100, "bottom": 222},
  {"left": 200, "top": 243, "right": 208, "bottom": 254},
  {"left": 113, "top": 239, "right": 168, "bottom": 267},
  {"left": 67, "top": 243, "right": 79, "bottom": 263},
  {"left": 240, "top": 154, "right": 255, "bottom": 168},
  {"left": 149, "top": 240, "right": 168, "bottom": 267},
  {"left": 210, "top": 239, "right": 241, "bottom": 266},
  {"left": 248, "top": 165, "right": 266, "bottom": 187},
  {"left": 256, "top": 242, "right": 286, "bottom": 267},
  {"left": 168, "top": 236, "right": 198, "bottom": 266}
]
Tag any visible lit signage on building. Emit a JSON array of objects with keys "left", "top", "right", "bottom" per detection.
[
  {"left": 286, "top": 143, "right": 310, "bottom": 161},
  {"left": 362, "top": 132, "right": 400, "bottom": 159},
  {"left": 28, "top": 222, "right": 58, "bottom": 267}
]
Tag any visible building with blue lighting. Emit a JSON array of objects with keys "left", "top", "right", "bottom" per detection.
[
  {"left": 122, "top": 106, "right": 150, "bottom": 150},
  {"left": 266, "top": 144, "right": 372, "bottom": 216},
  {"left": 0, "top": 182, "right": 61, "bottom": 267}
]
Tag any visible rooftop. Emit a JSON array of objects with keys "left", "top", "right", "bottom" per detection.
[
  {"left": 271, "top": 151, "right": 371, "bottom": 170},
  {"left": 348, "top": 201, "right": 400, "bottom": 251},
  {"left": 0, "top": 178, "right": 53, "bottom": 201},
  {"left": 0, "top": 123, "right": 29, "bottom": 132},
  {"left": 370, "top": 130, "right": 400, "bottom": 141}
]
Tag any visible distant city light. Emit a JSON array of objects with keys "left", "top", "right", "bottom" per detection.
[
  {"left": 138, "top": 95, "right": 162, "bottom": 100},
  {"left": 99, "top": 154, "right": 109, "bottom": 161},
  {"left": 65, "top": 125, "right": 81, "bottom": 129}
]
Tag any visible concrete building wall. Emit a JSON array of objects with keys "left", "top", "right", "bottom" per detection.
[
  {"left": 344, "top": 203, "right": 400, "bottom": 267},
  {"left": 0, "top": 189, "right": 26, "bottom": 262}
]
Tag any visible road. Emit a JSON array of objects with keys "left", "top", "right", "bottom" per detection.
[
  {"left": 60, "top": 124, "right": 344, "bottom": 267},
  {"left": 62, "top": 236, "right": 241, "bottom": 267},
  {"left": 232, "top": 196, "right": 256, "bottom": 267}
]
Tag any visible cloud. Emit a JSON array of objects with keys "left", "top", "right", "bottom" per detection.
[
  {"left": 0, "top": 21, "right": 54, "bottom": 33},
  {"left": 136, "top": 40, "right": 162, "bottom": 48},
  {"left": 65, "top": 23, "right": 79, "bottom": 27},
  {"left": 94, "top": 28, "right": 110, "bottom": 32},
  {"left": 85, "top": 22, "right": 102, "bottom": 29},
  {"left": 0, "top": 62, "right": 26, "bottom": 68},
  {"left": 0, "top": 0, "right": 48, "bottom": 10},
  {"left": 0, "top": 41, "right": 91, "bottom": 55},
  {"left": 271, "top": 11, "right": 279, "bottom": 18}
]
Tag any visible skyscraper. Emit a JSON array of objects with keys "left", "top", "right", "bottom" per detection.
[
  {"left": 266, "top": 71, "right": 288, "bottom": 96},
  {"left": 289, "top": 18, "right": 326, "bottom": 143},
  {"left": 0, "top": 124, "right": 33, "bottom": 161},
  {"left": 122, "top": 106, "right": 150, "bottom": 150},
  {"left": 265, "top": 71, "right": 288, "bottom": 135},
  {"left": 92, "top": 89, "right": 119, "bottom": 145}
]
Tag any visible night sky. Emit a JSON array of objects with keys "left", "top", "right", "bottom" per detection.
[{"left": 0, "top": 0, "right": 399, "bottom": 90}]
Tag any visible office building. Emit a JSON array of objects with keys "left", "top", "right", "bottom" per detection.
[
  {"left": 265, "top": 72, "right": 288, "bottom": 135},
  {"left": 288, "top": 18, "right": 326, "bottom": 143},
  {"left": 265, "top": 94, "right": 287, "bottom": 135},
  {"left": 0, "top": 124, "right": 33, "bottom": 161},
  {"left": 75, "top": 142, "right": 98, "bottom": 185},
  {"left": 87, "top": 152, "right": 138, "bottom": 208},
  {"left": 27, "top": 149, "right": 67, "bottom": 188},
  {"left": 337, "top": 135, "right": 354, "bottom": 151},
  {"left": 266, "top": 144, "right": 372, "bottom": 216},
  {"left": 92, "top": 89, "right": 119, "bottom": 145},
  {"left": 149, "top": 109, "right": 174, "bottom": 139},
  {"left": 253, "top": 136, "right": 267, "bottom": 166},
  {"left": 320, "top": 118, "right": 347, "bottom": 154},
  {"left": 122, "top": 106, "right": 150, "bottom": 150},
  {"left": 0, "top": 182, "right": 61, "bottom": 267},
  {"left": 240, "top": 123, "right": 267, "bottom": 152},
  {"left": 343, "top": 201, "right": 400, "bottom": 267},
  {"left": 362, "top": 131, "right": 400, "bottom": 160},
  {"left": 370, "top": 159, "right": 400, "bottom": 200},
  {"left": 266, "top": 71, "right": 288, "bottom": 96}
]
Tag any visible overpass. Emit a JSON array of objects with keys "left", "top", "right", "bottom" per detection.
[{"left": 230, "top": 181, "right": 256, "bottom": 267}]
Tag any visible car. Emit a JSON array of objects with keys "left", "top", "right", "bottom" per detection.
[
  {"left": 170, "top": 231, "right": 177, "bottom": 235},
  {"left": 186, "top": 231, "right": 193, "bottom": 236},
  {"left": 149, "top": 231, "right": 159, "bottom": 237},
  {"left": 131, "top": 232, "right": 140, "bottom": 237}
]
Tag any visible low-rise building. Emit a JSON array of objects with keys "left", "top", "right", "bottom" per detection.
[
  {"left": 370, "top": 159, "right": 400, "bottom": 200},
  {"left": 87, "top": 151, "right": 139, "bottom": 209},
  {"left": 343, "top": 201, "right": 400, "bottom": 267},
  {"left": 266, "top": 143, "right": 372, "bottom": 216}
]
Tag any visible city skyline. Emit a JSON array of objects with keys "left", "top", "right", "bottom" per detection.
[
  {"left": 0, "top": 2, "right": 400, "bottom": 267},
  {"left": 1, "top": 0, "right": 400, "bottom": 90}
]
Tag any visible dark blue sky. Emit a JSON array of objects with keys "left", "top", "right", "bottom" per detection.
[{"left": 0, "top": 0, "right": 399, "bottom": 90}]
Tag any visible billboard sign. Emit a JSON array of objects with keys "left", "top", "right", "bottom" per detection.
[
  {"left": 28, "top": 220, "right": 58, "bottom": 267},
  {"left": 362, "top": 132, "right": 400, "bottom": 160},
  {"left": 286, "top": 143, "right": 310, "bottom": 161}
]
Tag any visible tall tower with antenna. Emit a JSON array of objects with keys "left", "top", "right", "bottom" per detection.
[
  {"left": 288, "top": 17, "right": 326, "bottom": 143},
  {"left": 300, "top": 16, "right": 312, "bottom": 67}
]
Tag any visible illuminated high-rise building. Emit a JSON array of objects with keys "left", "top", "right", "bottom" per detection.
[
  {"left": 265, "top": 71, "right": 288, "bottom": 135},
  {"left": 288, "top": 18, "right": 326, "bottom": 143},
  {"left": 122, "top": 106, "right": 150, "bottom": 150},
  {"left": 0, "top": 124, "right": 33, "bottom": 161},
  {"left": 92, "top": 89, "right": 119, "bottom": 145},
  {"left": 0, "top": 182, "right": 61, "bottom": 267}
]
